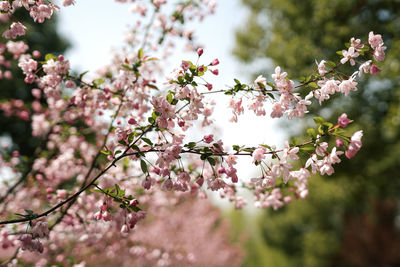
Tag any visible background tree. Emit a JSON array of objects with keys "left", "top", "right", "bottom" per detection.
[
  {"left": 0, "top": 10, "right": 69, "bottom": 157},
  {"left": 234, "top": 0, "right": 400, "bottom": 266}
]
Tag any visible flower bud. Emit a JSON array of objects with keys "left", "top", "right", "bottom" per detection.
[{"left": 210, "top": 58, "right": 219, "bottom": 66}]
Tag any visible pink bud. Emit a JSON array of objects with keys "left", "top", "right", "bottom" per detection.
[
  {"left": 100, "top": 204, "right": 108, "bottom": 212},
  {"left": 336, "top": 139, "right": 343, "bottom": 147},
  {"left": 218, "top": 167, "right": 226, "bottom": 174},
  {"left": 32, "top": 89, "right": 41, "bottom": 99},
  {"left": 162, "top": 179, "right": 173, "bottom": 191},
  {"left": 130, "top": 199, "right": 138, "bottom": 207},
  {"left": 231, "top": 176, "right": 238, "bottom": 183},
  {"left": 4, "top": 71, "right": 12, "bottom": 80},
  {"left": 197, "top": 47, "right": 203, "bottom": 56},
  {"left": 152, "top": 167, "right": 161, "bottom": 175},
  {"left": 142, "top": 179, "right": 151, "bottom": 190},
  {"left": 203, "top": 134, "right": 214, "bottom": 144},
  {"left": 121, "top": 224, "right": 129, "bottom": 235},
  {"left": 206, "top": 83, "right": 213, "bottom": 91},
  {"left": 210, "top": 58, "right": 219, "bottom": 66},
  {"left": 128, "top": 118, "right": 136, "bottom": 125},
  {"left": 210, "top": 69, "right": 219, "bottom": 75},
  {"left": 58, "top": 55, "right": 64, "bottom": 61},
  {"left": 32, "top": 50, "right": 41, "bottom": 58},
  {"left": 370, "top": 64, "right": 381, "bottom": 75},
  {"left": 338, "top": 113, "right": 351, "bottom": 128},
  {"left": 196, "top": 176, "right": 204, "bottom": 187},
  {"left": 178, "top": 119, "right": 185, "bottom": 127}
]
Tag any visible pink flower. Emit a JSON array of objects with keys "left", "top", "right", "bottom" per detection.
[
  {"left": 32, "top": 221, "right": 49, "bottom": 239},
  {"left": 368, "top": 31, "right": 384, "bottom": 49},
  {"left": 358, "top": 60, "right": 372, "bottom": 77},
  {"left": 345, "top": 130, "right": 363, "bottom": 159},
  {"left": 339, "top": 78, "right": 358, "bottom": 96},
  {"left": 254, "top": 75, "right": 267, "bottom": 89},
  {"left": 63, "top": 0, "right": 76, "bottom": 7},
  {"left": 270, "top": 102, "right": 285, "bottom": 118},
  {"left": 253, "top": 147, "right": 266, "bottom": 163},
  {"left": 316, "top": 60, "right": 327, "bottom": 76},
  {"left": 2, "top": 22, "right": 26, "bottom": 39},
  {"left": 340, "top": 46, "right": 359, "bottom": 66},
  {"left": 0, "top": 1, "right": 10, "bottom": 12},
  {"left": 373, "top": 44, "right": 386, "bottom": 62},
  {"left": 56, "top": 189, "right": 67, "bottom": 198},
  {"left": 226, "top": 154, "right": 237, "bottom": 165},
  {"left": 206, "top": 83, "right": 213, "bottom": 91},
  {"left": 338, "top": 113, "right": 351, "bottom": 128},
  {"left": 181, "top": 61, "right": 190, "bottom": 71}
]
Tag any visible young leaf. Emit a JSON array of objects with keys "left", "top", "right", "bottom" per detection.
[{"left": 140, "top": 160, "right": 148, "bottom": 173}]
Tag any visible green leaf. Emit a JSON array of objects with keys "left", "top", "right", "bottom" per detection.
[
  {"left": 207, "top": 157, "right": 216, "bottom": 166},
  {"left": 118, "top": 140, "right": 128, "bottom": 146},
  {"left": 24, "top": 209, "right": 34, "bottom": 215},
  {"left": 300, "top": 145, "right": 315, "bottom": 151},
  {"left": 307, "top": 128, "right": 317, "bottom": 138},
  {"left": 232, "top": 145, "right": 240, "bottom": 152},
  {"left": 142, "top": 138, "right": 153, "bottom": 146},
  {"left": 45, "top": 53, "right": 57, "bottom": 62},
  {"left": 325, "top": 61, "right": 336, "bottom": 68},
  {"left": 101, "top": 150, "right": 111, "bottom": 155},
  {"left": 114, "top": 184, "right": 121, "bottom": 195},
  {"left": 122, "top": 64, "right": 131, "bottom": 70},
  {"left": 166, "top": 92, "right": 174, "bottom": 104},
  {"left": 185, "top": 142, "right": 197, "bottom": 149},
  {"left": 93, "top": 78, "right": 105, "bottom": 86},
  {"left": 313, "top": 116, "right": 326, "bottom": 125},
  {"left": 138, "top": 48, "right": 143, "bottom": 59},
  {"left": 140, "top": 160, "right": 148, "bottom": 173},
  {"left": 79, "top": 71, "right": 89, "bottom": 79}
]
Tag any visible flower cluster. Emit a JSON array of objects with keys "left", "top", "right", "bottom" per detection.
[{"left": 0, "top": 0, "right": 387, "bottom": 265}]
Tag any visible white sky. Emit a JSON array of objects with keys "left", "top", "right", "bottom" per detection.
[{"left": 57, "top": 0, "right": 286, "bottom": 182}]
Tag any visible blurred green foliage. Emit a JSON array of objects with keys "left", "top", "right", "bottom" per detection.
[
  {"left": 0, "top": 10, "right": 69, "bottom": 157},
  {"left": 233, "top": 0, "right": 400, "bottom": 266}
]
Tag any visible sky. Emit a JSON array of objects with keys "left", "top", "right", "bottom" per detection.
[{"left": 57, "top": 0, "right": 285, "bottom": 183}]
